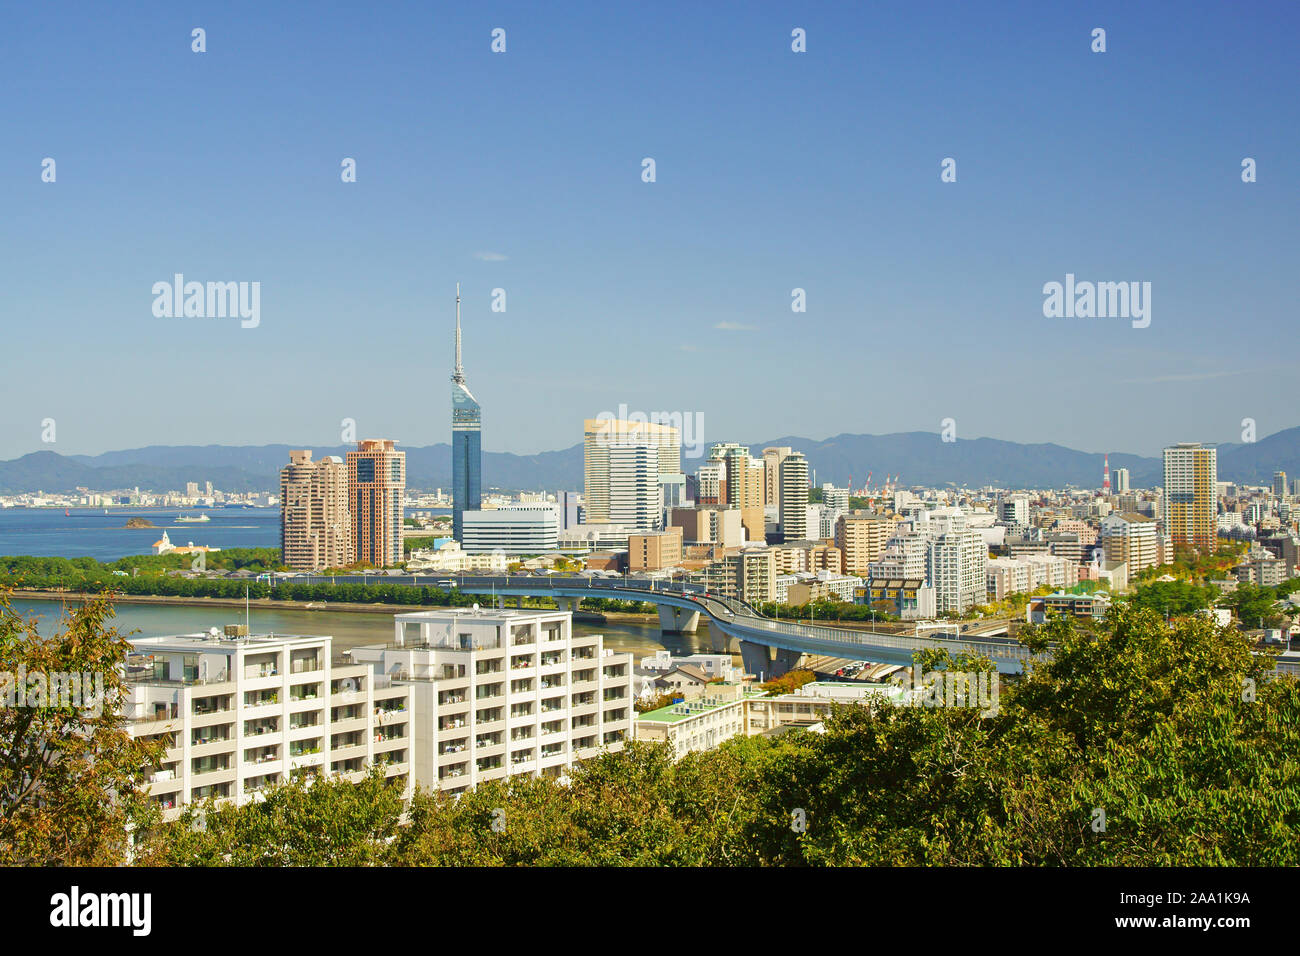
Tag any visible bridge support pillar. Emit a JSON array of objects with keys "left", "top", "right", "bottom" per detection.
[
  {"left": 657, "top": 605, "right": 700, "bottom": 635},
  {"left": 554, "top": 596, "right": 580, "bottom": 614},
  {"left": 773, "top": 647, "right": 802, "bottom": 677},
  {"left": 709, "top": 629, "right": 729, "bottom": 653},
  {"left": 739, "top": 642, "right": 802, "bottom": 682}
]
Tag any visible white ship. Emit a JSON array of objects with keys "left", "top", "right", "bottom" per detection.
[{"left": 176, "top": 513, "right": 210, "bottom": 523}]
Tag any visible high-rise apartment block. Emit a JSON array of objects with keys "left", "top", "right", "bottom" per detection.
[
  {"left": 1163, "top": 443, "right": 1217, "bottom": 551},
  {"left": 762, "top": 446, "right": 794, "bottom": 507},
  {"left": 707, "top": 443, "right": 766, "bottom": 543},
  {"left": 778, "top": 452, "right": 810, "bottom": 541},
  {"left": 835, "top": 511, "right": 897, "bottom": 575},
  {"left": 348, "top": 609, "right": 633, "bottom": 795},
  {"left": 280, "top": 450, "right": 352, "bottom": 571},
  {"left": 126, "top": 626, "right": 413, "bottom": 820},
  {"left": 1099, "top": 511, "right": 1159, "bottom": 575},
  {"left": 347, "top": 439, "right": 406, "bottom": 567}
]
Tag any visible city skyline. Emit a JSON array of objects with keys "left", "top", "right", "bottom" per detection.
[{"left": 4, "top": 1, "right": 1298, "bottom": 461}]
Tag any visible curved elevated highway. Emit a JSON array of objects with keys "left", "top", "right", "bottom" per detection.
[{"left": 287, "top": 573, "right": 1040, "bottom": 678}]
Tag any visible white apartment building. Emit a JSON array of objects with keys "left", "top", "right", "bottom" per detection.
[
  {"left": 986, "top": 554, "right": 1078, "bottom": 601},
  {"left": 929, "top": 526, "right": 989, "bottom": 613},
  {"left": 460, "top": 503, "right": 560, "bottom": 554},
  {"left": 821, "top": 483, "right": 850, "bottom": 514},
  {"left": 778, "top": 452, "right": 810, "bottom": 540},
  {"left": 125, "top": 626, "right": 412, "bottom": 820},
  {"left": 347, "top": 608, "right": 633, "bottom": 795},
  {"left": 997, "top": 494, "right": 1030, "bottom": 529},
  {"left": 407, "top": 540, "right": 510, "bottom": 573},
  {"left": 870, "top": 508, "right": 988, "bottom": 613},
  {"left": 1099, "top": 511, "right": 1159, "bottom": 575}
]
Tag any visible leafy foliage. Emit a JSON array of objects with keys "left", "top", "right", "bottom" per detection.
[{"left": 0, "top": 593, "right": 162, "bottom": 864}]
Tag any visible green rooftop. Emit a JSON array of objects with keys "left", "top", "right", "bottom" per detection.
[{"left": 636, "top": 689, "right": 764, "bottom": 724}]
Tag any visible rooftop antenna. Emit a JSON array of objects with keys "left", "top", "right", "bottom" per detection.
[
  {"left": 452, "top": 283, "right": 465, "bottom": 386},
  {"left": 245, "top": 584, "right": 250, "bottom": 632}
]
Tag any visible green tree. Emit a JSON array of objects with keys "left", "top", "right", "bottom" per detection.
[
  {"left": 142, "top": 767, "right": 405, "bottom": 866},
  {"left": 0, "top": 592, "right": 163, "bottom": 865}
]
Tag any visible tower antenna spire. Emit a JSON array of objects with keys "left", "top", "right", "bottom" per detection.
[{"left": 453, "top": 283, "right": 464, "bottom": 384}]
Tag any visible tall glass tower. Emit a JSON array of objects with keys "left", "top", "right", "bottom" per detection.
[{"left": 451, "top": 283, "right": 482, "bottom": 541}]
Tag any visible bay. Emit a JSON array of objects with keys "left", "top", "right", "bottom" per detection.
[{"left": 9, "top": 597, "right": 727, "bottom": 662}]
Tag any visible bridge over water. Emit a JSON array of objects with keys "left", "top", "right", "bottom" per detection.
[{"left": 285, "top": 573, "right": 1038, "bottom": 679}]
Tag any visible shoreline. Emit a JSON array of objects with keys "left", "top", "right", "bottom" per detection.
[{"left": 5, "top": 588, "right": 655, "bottom": 623}]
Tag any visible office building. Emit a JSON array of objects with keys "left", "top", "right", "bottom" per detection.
[
  {"left": 1163, "top": 443, "right": 1217, "bottom": 551},
  {"left": 279, "top": 450, "right": 352, "bottom": 571},
  {"left": 629, "top": 527, "right": 684, "bottom": 572},
  {"left": 695, "top": 460, "right": 725, "bottom": 505},
  {"left": 606, "top": 442, "right": 661, "bottom": 531},
  {"left": 1275, "top": 471, "right": 1289, "bottom": 499},
  {"left": 460, "top": 504, "right": 560, "bottom": 554},
  {"left": 669, "top": 504, "right": 745, "bottom": 548},
  {"left": 347, "top": 439, "right": 406, "bottom": 567},
  {"left": 1113, "top": 467, "right": 1130, "bottom": 494},
  {"left": 778, "top": 452, "right": 810, "bottom": 541},
  {"left": 348, "top": 608, "right": 633, "bottom": 794},
  {"left": 583, "top": 417, "right": 681, "bottom": 524},
  {"left": 126, "top": 626, "right": 412, "bottom": 819}
]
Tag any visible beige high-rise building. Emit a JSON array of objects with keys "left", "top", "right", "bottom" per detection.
[
  {"left": 669, "top": 505, "right": 744, "bottom": 548},
  {"left": 347, "top": 439, "right": 406, "bottom": 567},
  {"left": 1163, "top": 443, "right": 1217, "bottom": 552},
  {"left": 778, "top": 452, "right": 810, "bottom": 541},
  {"left": 629, "top": 527, "right": 684, "bottom": 572},
  {"left": 696, "top": 547, "right": 777, "bottom": 605},
  {"left": 1099, "top": 512, "right": 1159, "bottom": 575},
  {"left": 762, "top": 446, "right": 794, "bottom": 507},
  {"left": 707, "top": 443, "right": 766, "bottom": 543},
  {"left": 280, "top": 450, "right": 352, "bottom": 571},
  {"left": 583, "top": 417, "right": 681, "bottom": 523},
  {"left": 835, "top": 511, "right": 898, "bottom": 575}
]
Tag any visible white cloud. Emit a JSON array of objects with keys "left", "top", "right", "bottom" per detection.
[{"left": 714, "top": 321, "right": 756, "bottom": 332}]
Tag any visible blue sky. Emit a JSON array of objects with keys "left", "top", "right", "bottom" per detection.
[{"left": 2, "top": 0, "right": 1296, "bottom": 461}]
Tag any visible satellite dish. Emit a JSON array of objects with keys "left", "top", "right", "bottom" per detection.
[
  {"left": 472, "top": 603, "right": 480, "bottom": 612},
  {"left": 208, "top": 627, "right": 220, "bottom": 638}
]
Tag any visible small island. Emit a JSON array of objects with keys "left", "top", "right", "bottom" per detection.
[{"left": 124, "top": 518, "right": 156, "bottom": 529}]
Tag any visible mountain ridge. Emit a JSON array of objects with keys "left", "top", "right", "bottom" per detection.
[{"left": 4, "top": 428, "right": 1299, "bottom": 494}]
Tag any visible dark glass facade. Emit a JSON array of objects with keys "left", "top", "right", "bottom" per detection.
[{"left": 452, "top": 380, "right": 481, "bottom": 541}]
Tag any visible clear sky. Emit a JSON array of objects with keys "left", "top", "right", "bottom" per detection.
[{"left": 2, "top": 0, "right": 1296, "bottom": 461}]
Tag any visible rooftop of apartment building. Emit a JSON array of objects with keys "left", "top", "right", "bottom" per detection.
[
  {"left": 129, "top": 629, "right": 328, "bottom": 654},
  {"left": 636, "top": 685, "right": 767, "bottom": 723}
]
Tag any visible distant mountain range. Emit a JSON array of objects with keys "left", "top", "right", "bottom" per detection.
[{"left": 4, "top": 428, "right": 1300, "bottom": 494}]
